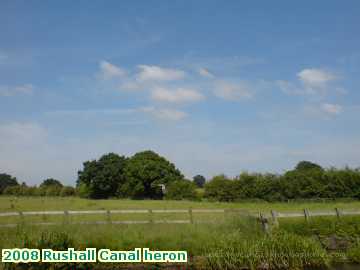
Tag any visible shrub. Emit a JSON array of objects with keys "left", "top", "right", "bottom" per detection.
[
  {"left": 60, "top": 186, "right": 76, "bottom": 197},
  {"left": 45, "top": 186, "right": 62, "bottom": 196},
  {"left": 204, "top": 175, "right": 235, "bottom": 202},
  {"left": 165, "top": 180, "right": 197, "bottom": 200}
]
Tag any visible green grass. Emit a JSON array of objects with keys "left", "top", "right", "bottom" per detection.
[
  {"left": 1, "top": 196, "right": 360, "bottom": 212},
  {"left": 1, "top": 196, "right": 360, "bottom": 269},
  {"left": 0, "top": 216, "right": 331, "bottom": 270}
]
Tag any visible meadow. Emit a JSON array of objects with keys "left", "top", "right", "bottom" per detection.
[
  {"left": 1, "top": 196, "right": 360, "bottom": 269},
  {"left": 1, "top": 196, "right": 360, "bottom": 212}
]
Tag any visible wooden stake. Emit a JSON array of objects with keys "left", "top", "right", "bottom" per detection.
[
  {"left": 304, "top": 209, "right": 310, "bottom": 222},
  {"left": 271, "top": 210, "right": 279, "bottom": 227},
  {"left": 189, "top": 208, "right": 193, "bottom": 224}
]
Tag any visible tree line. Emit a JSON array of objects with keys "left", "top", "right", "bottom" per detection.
[
  {"left": 204, "top": 161, "right": 360, "bottom": 202},
  {"left": 1, "top": 152, "right": 360, "bottom": 201},
  {"left": 0, "top": 176, "right": 75, "bottom": 197}
]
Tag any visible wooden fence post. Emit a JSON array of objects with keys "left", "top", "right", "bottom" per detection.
[
  {"left": 18, "top": 211, "right": 24, "bottom": 224},
  {"left": 304, "top": 209, "right": 310, "bottom": 222},
  {"left": 271, "top": 210, "right": 279, "bottom": 227},
  {"left": 106, "top": 210, "right": 111, "bottom": 224},
  {"left": 259, "top": 212, "right": 270, "bottom": 234},
  {"left": 64, "top": 210, "right": 69, "bottom": 224},
  {"left": 335, "top": 208, "right": 341, "bottom": 219},
  {"left": 189, "top": 208, "right": 193, "bottom": 224},
  {"left": 148, "top": 209, "right": 153, "bottom": 224}
]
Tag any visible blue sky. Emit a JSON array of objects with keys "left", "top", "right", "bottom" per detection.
[{"left": 1, "top": 1, "right": 360, "bottom": 185}]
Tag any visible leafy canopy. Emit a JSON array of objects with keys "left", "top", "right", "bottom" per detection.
[
  {"left": 77, "top": 153, "right": 127, "bottom": 199},
  {"left": 40, "top": 178, "right": 63, "bottom": 188},
  {"left": 0, "top": 173, "right": 19, "bottom": 194},
  {"left": 119, "top": 150, "right": 184, "bottom": 199}
]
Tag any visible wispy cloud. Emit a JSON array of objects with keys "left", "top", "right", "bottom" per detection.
[
  {"left": 139, "top": 107, "right": 187, "bottom": 121},
  {"left": 136, "top": 65, "right": 185, "bottom": 82},
  {"left": 198, "top": 68, "right": 214, "bottom": 78},
  {"left": 46, "top": 106, "right": 187, "bottom": 122},
  {"left": 98, "top": 60, "right": 126, "bottom": 80},
  {"left": 321, "top": 103, "right": 343, "bottom": 115},
  {"left": 278, "top": 68, "right": 341, "bottom": 97},
  {"left": 46, "top": 108, "right": 136, "bottom": 117},
  {"left": 213, "top": 81, "right": 253, "bottom": 101},
  {"left": 0, "top": 84, "right": 34, "bottom": 96},
  {"left": 151, "top": 87, "right": 205, "bottom": 103}
]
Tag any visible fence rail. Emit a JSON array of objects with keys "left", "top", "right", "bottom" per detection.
[{"left": 0, "top": 208, "right": 359, "bottom": 228}]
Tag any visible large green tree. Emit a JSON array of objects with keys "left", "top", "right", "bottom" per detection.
[
  {"left": 119, "top": 150, "right": 184, "bottom": 199},
  {"left": 0, "top": 173, "right": 19, "bottom": 194},
  {"left": 77, "top": 153, "right": 127, "bottom": 199}
]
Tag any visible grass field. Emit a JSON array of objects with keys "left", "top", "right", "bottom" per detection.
[
  {"left": 1, "top": 196, "right": 360, "bottom": 269},
  {"left": 1, "top": 196, "right": 360, "bottom": 212}
]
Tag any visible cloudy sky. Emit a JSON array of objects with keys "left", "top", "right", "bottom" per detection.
[{"left": 1, "top": 1, "right": 360, "bottom": 185}]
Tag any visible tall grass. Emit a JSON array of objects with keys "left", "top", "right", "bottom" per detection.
[
  {"left": 205, "top": 232, "right": 329, "bottom": 270},
  {"left": 0, "top": 215, "right": 335, "bottom": 270}
]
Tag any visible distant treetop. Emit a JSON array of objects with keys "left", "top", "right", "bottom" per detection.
[
  {"left": 295, "top": 161, "right": 323, "bottom": 171},
  {"left": 193, "top": 175, "right": 206, "bottom": 188},
  {"left": 40, "top": 178, "right": 63, "bottom": 188},
  {"left": 0, "top": 173, "right": 19, "bottom": 194}
]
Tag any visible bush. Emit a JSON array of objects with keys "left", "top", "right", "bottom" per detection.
[
  {"left": 204, "top": 175, "right": 235, "bottom": 202},
  {"left": 60, "top": 186, "right": 76, "bottom": 197},
  {"left": 3, "top": 184, "right": 35, "bottom": 196},
  {"left": 77, "top": 182, "right": 91, "bottom": 198},
  {"left": 45, "top": 186, "right": 62, "bottom": 196},
  {"left": 165, "top": 180, "right": 198, "bottom": 200}
]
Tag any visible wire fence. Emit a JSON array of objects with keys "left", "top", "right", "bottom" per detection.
[{"left": 0, "top": 208, "right": 359, "bottom": 228}]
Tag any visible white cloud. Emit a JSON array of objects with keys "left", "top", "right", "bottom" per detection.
[
  {"left": 0, "top": 84, "right": 34, "bottom": 96},
  {"left": 278, "top": 68, "right": 341, "bottom": 96},
  {"left": 136, "top": 65, "right": 185, "bottom": 81},
  {"left": 99, "top": 60, "right": 126, "bottom": 80},
  {"left": 139, "top": 107, "right": 187, "bottom": 121},
  {"left": 46, "top": 108, "right": 137, "bottom": 117},
  {"left": 47, "top": 106, "right": 188, "bottom": 122},
  {"left": 214, "top": 81, "right": 253, "bottom": 100},
  {"left": 321, "top": 103, "right": 343, "bottom": 115},
  {"left": 198, "top": 68, "right": 214, "bottom": 78},
  {"left": 151, "top": 87, "right": 205, "bottom": 103},
  {"left": 297, "top": 68, "right": 336, "bottom": 89}
]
